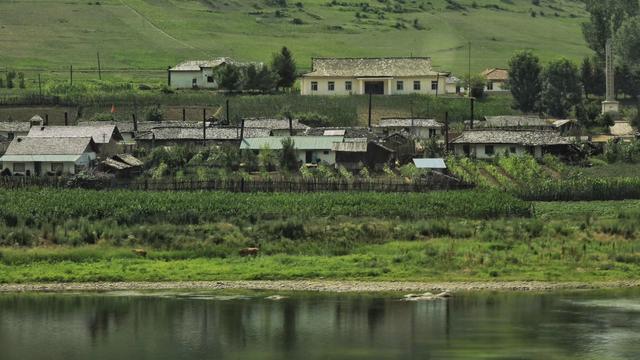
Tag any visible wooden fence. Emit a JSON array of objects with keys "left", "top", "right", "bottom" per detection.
[{"left": 0, "top": 176, "right": 472, "bottom": 193}]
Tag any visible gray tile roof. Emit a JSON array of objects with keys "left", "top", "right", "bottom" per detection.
[
  {"left": 376, "top": 118, "right": 443, "bottom": 128},
  {"left": 243, "top": 118, "right": 309, "bottom": 131},
  {"left": 304, "top": 127, "right": 376, "bottom": 139},
  {"left": 27, "top": 125, "right": 122, "bottom": 144},
  {"left": 0, "top": 122, "right": 31, "bottom": 133},
  {"left": 77, "top": 121, "right": 202, "bottom": 133},
  {"left": 169, "top": 58, "right": 261, "bottom": 71},
  {"left": 240, "top": 136, "right": 344, "bottom": 150},
  {"left": 481, "top": 116, "right": 550, "bottom": 128},
  {"left": 136, "top": 127, "right": 270, "bottom": 141},
  {"left": 303, "top": 57, "right": 445, "bottom": 77},
  {"left": 451, "top": 130, "right": 571, "bottom": 146},
  {"left": 3, "top": 137, "right": 95, "bottom": 155}
]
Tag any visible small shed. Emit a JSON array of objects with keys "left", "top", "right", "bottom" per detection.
[
  {"left": 333, "top": 140, "right": 395, "bottom": 170},
  {"left": 413, "top": 158, "right": 447, "bottom": 169}
]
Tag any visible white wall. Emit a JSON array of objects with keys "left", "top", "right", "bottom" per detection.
[
  {"left": 295, "top": 149, "right": 336, "bottom": 165},
  {"left": 300, "top": 76, "right": 447, "bottom": 96},
  {"left": 453, "top": 144, "right": 534, "bottom": 159},
  {"left": 170, "top": 69, "right": 218, "bottom": 89},
  {"left": 485, "top": 80, "right": 508, "bottom": 92}
]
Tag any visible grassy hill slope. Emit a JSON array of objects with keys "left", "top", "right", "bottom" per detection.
[{"left": 0, "top": 0, "right": 590, "bottom": 83}]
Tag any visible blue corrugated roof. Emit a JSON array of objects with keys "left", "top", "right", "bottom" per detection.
[{"left": 413, "top": 158, "right": 446, "bottom": 169}]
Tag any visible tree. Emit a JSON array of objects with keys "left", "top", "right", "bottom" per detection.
[
  {"left": 582, "top": 0, "right": 639, "bottom": 60},
  {"left": 272, "top": 46, "right": 297, "bottom": 90},
  {"left": 218, "top": 64, "right": 242, "bottom": 91},
  {"left": 280, "top": 137, "right": 298, "bottom": 171},
  {"left": 508, "top": 50, "right": 542, "bottom": 112},
  {"left": 464, "top": 74, "right": 486, "bottom": 99},
  {"left": 541, "top": 58, "right": 583, "bottom": 118},
  {"left": 616, "top": 64, "right": 640, "bottom": 98},
  {"left": 580, "top": 56, "right": 595, "bottom": 97},
  {"left": 580, "top": 56, "right": 606, "bottom": 98}
]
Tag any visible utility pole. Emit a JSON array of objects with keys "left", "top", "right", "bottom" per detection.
[
  {"left": 70, "top": 65, "right": 73, "bottom": 86},
  {"left": 97, "top": 52, "right": 102, "bottom": 80},
  {"left": 38, "top": 74, "right": 42, "bottom": 100},
  {"left": 368, "top": 92, "right": 373, "bottom": 130},
  {"left": 226, "top": 99, "right": 230, "bottom": 124},
  {"left": 470, "top": 98, "right": 475, "bottom": 129},
  {"left": 444, "top": 111, "right": 450, "bottom": 153},
  {"left": 468, "top": 41, "right": 471, "bottom": 97}
]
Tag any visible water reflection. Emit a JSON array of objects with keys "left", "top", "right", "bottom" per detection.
[{"left": 1, "top": 290, "right": 639, "bottom": 359}]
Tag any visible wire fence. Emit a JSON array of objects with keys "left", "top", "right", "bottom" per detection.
[{"left": 0, "top": 176, "right": 473, "bottom": 193}]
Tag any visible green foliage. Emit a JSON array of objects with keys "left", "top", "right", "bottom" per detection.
[
  {"left": 218, "top": 64, "right": 242, "bottom": 91},
  {"left": 280, "top": 137, "right": 298, "bottom": 171},
  {"left": 245, "top": 64, "right": 278, "bottom": 92},
  {"left": 541, "top": 58, "right": 582, "bottom": 118},
  {"left": 580, "top": 56, "right": 605, "bottom": 97},
  {"left": 508, "top": 50, "right": 542, "bottom": 112},
  {"left": 272, "top": 46, "right": 297, "bottom": 89},
  {"left": 605, "top": 140, "right": 640, "bottom": 164},
  {"left": 144, "top": 106, "right": 164, "bottom": 122},
  {"left": 464, "top": 74, "right": 486, "bottom": 99},
  {"left": 583, "top": 0, "right": 639, "bottom": 60}
]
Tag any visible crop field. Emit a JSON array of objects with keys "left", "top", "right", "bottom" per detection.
[{"left": 0, "top": 0, "right": 590, "bottom": 86}]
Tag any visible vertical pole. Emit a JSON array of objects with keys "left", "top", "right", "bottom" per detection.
[
  {"left": 97, "top": 52, "right": 102, "bottom": 80},
  {"left": 45, "top": 114, "right": 49, "bottom": 126},
  {"left": 70, "top": 65, "right": 73, "bottom": 86},
  {"left": 467, "top": 41, "right": 471, "bottom": 98},
  {"left": 470, "top": 98, "right": 475, "bottom": 129},
  {"left": 368, "top": 92, "right": 372, "bottom": 130},
  {"left": 132, "top": 113, "right": 138, "bottom": 132},
  {"left": 226, "top": 99, "right": 230, "bottom": 123},
  {"left": 182, "top": 108, "right": 186, "bottom": 122},
  {"left": 240, "top": 119, "right": 245, "bottom": 140},
  {"left": 64, "top": 112, "right": 68, "bottom": 126},
  {"left": 167, "top": 66, "right": 171, "bottom": 87},
  {"left": 203, "top": 108, "right": 206, "bottom": 145},
  {"left": 444, "top": 111, "right": 449, "bottom": 153},
  {"left": 435, "top": 72, "right": 440, "bottom": 97},
  {"left": 38, "top": 74, "right": 42, "bottom": 99}
]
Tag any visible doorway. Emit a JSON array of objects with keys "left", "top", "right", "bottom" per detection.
[
  {"left": 364, "top": 81, "right": 384, "bottom": 95},
  {"left": 305, "top": 151, "right": 313, "bottom": 163}
]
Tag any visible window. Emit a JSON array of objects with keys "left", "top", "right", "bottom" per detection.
[
  {"left": 323, "top": 150, "right": 329, "bottom": 155},
  {"left": 431, "top": 81, "right": 438, "bottom": 91},
  {"left": 485, "top": 145, "right": 495, "bottom": 156},
  {"left": 456, "top": 85, "right": 461, "bottom": 94},
  {"left": 311, "top": 81, "right": 318, "bottom": 91},
  {"left": 413, "top": 81, "right": 421, "bottom": 91},
  {"left": 328, "top": 81, "right": 335, "bottom": 91},
  {"left": 429, "top": 129, "right": 437, "bottom": 138},
  {"left": 396, "top": 80, "right": 404, "bottom": 91},
  {"left": 51, "top": 162, "right": 64, "bottom": 174},
  {"left": 13, "top": 163, "right": 25, "bottom": 173},
  {"left": 207, "top": 76, "right": 214, "bottom": 83},
  {"left": 192, "top": 78, "right": 197, "bottom": 86},
  {"left": 509, "top": 146, "right": 517, "bottom": 154},
  {"left": 487, "top": 81, "right": 494, "bottom": 91},
  {"left": 7, "top": 132, "right": 14, "bottom": 140},
  {"left": 345, "top": 81, "right": 352, "bottom": 91}
]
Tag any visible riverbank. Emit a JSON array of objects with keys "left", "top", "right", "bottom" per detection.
[{"left": 3, "top": 280, "right": 640, "bottom": 293}]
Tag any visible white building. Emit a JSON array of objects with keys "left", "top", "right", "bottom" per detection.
[
  {"left": 27, "top": 125, "right": 123, "bottom": 157},
  {"left": 451, "top": 130, "right": 571, "bottom": 159},
  {"left": 240, "top": 136, "right": 344, "bottom": 165},
  {"left": 0, "top": 137, "right": 97, "bottom": 176},
  {"left": 168, "top": 58, "right": 260, "bottom": 89},
  {"left": 481, "top": 68, "right": 509, "bottom": 92},
  {"left": 300, "top": 57, "right": 450, "bottom": 96},
  {"left": 373, "top": 118, "right": 444, "bottom": 139}
]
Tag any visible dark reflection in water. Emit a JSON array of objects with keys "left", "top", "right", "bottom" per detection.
[{"left": 1, "top": 289, "right": 640, "bottom": 360}]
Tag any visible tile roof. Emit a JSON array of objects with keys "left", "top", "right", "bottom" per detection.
[
  {"left": 376, "top": 118, "right": 443, "bottom": 128},
  {"left": 304, "top": 127, "right": 376, "bottom": 139},
  {"left": 332, "top": 140, "right": 368, "bottom": 152},
  {"left": 2, "top": 137, "right": 95, "bottom": 155},
  {"left": 77, "top": 121, "right": 202, "bottom": 133},
  {"left": 169, "top": 58, "right": 261, "bottom": 71},
  {"left": 0, "top": 122, "right": 31, "bottom": 133},
  {"left": 481, "top": 68, "right": 509, "bottom": 81},
  {"left": 303, "top": 57, "right": 446, "bottom": 77},
  {"left": 136, "top": 127, "right": 270, "bottom": 141},
  {"left": 481, "top": 116, "right": 550, "bottom": 128},
  {"left": 243, "top": 118, "right": 309, "bottom": 131},
  {"left": 240, "top": 136, "right": 344, "bottom": 150},
  {"left": 451, "top": 130, "right": 571, "bottom": 146},
  {"left": 27, "top": 125, "right": 121, "bottom": 144}
]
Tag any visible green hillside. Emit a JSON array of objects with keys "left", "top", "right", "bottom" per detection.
[{"left": 0, "top": 0, "right": 590, "bottom": 83}]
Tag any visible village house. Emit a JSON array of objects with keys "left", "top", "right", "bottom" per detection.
[
  {"left": 99, "top": 153, "right": 144, "bottom": 178},
  {"left": 0, "top": 137, "right": 97, "bottom": 176},
  {"left": 373, "top": 118, "right": 444, "bottom": 139},
  {"left": 27, "top": 125, "right": 124, "bottom": 157},
  {"left": 168, "top": 58, "right": 259, "bottom": 89},
  {"left": 242, "top": 118, "right": 310, "bottom": 136},
  {"left": 300, "top": 57, "right": 450, "bottom": 96},
  {"left": 481, "top": 68, "right": 509, "bottom": 92},
  {"left": 479, "top": 116, "right": 551, "bottom": 129},
  {"left": 0, "top": 121, "right": 31, "bottom": 141},
  {"left": 304, "top": 127, "right": 377, "bottom": 139},
  {"left": 445, "top": 75, "right": 465, "bottom": 95},
  {"left": 240, "top": 136, "right": 344, "bottom": 165},
  {"left": 332, "top": 140, "right": 395, "bottom": 170},
  {"left": 609, "top": 121, "right": 638, "bottom": 141},
  {"left": 451, "top": 130, "right": 571, "bottom": 159},
  {"left": 136, "top": 126, "right": 270, "bottom": 148}
]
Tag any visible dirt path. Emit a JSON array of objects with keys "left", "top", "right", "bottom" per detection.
[{"left": 1, "top": 280, "right": 639, "bottom": 293}]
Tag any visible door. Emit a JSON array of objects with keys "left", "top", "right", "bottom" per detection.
[
  {"left": 34, "top": 162, "right": 41, "bottom": 176},
  {"left": 364, "top": 81, "right": 384, "bottom": 95},
  {"left": 305, "top": 151, "right": 313, "bottom": 163}
]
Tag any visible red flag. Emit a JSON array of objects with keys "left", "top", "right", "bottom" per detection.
[{"left": 111, "top": 104, "right": 116, "bottom": 113}]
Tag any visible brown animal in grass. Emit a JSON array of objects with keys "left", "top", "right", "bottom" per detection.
[
  {"left": 132, "top": 248, "right": 147, "bottom": 257},
  {"left": 239, "top": 247, "right": 259, "bottom": 257}
]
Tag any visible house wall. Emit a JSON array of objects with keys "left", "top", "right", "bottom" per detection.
[
  {"left": 453, "top": 143, "right": 534, "bottom": 159},
  {"left": 445, "top": 83, "right": 464, "bottom": 95},
  {"left": 374, "top": 126, "right": 443, "bottom": 139},
  {"left": 296, "top": 149, "right": 336, "bottom": 165},
  {"left": 96, "top": 139, "right": 124, "bottom": 157},
  {"left": 1, "top": 161, "right": 76, "bottom": 176},
  {"left": 169, "top": 69, "right": 218, "bottom": 89},
  {"left": 485, "top": 80, "right": 508, "bottom": 92},
  {"left": 300, "top": 76, "right": 447, "bottom": 96}
]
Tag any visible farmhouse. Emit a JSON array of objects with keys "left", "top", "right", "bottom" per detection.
[
  {"left": 168, "top": 58, "right": 259, "bottom": 89},
  {"left": 243, "top": 118, "right": 310, "bottom": 136},
  {"left": 300, "top": 57, "right": 449, "bottom": 96},
  {"left": 481, "top": 68, "right": 509, "bottom": 92},
  {"left": 451, "top": 130, "right": 571, "bottom": 159},
  {"left": 479, "top": 116, "right": 553, "bottom": 130},
  {"left": 445, "top": 75, "right": 465, "bottom": 95},
  {"left": 0, "top": 137, "right": 97, "bottom": 176},
  {"left": 240, "top": 136, "right": 344, "bottom": 165},
  {"left": 135, "top": 127, "right": 270, "bottom": 147},
  {"left": 373, "top": 118, "right": 444, "bottom": 139},
  {"left": 333, "top": 140, "right": 395, "bottom": 170},
  {"left": 27, "top": 125, "right": 124, "bottom": 156}
]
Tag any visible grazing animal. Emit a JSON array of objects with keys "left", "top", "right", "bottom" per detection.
[
  {"left": 239, "top": 247, "right": 259, "bottom": 257},
  {"left": 132, "top": 248, "right": 147, "bottom": 257}
]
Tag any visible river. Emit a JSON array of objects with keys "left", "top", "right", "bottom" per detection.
[{"left": 1, "top": 289, "right": 639, "bottom": 359}]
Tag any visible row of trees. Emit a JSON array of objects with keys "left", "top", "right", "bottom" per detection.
[
  {"left": 0, "top": 71, "right": 26, "bottom": 89},
  {"left": 216, "top": 47, "right": 297, "bottom": 92}
]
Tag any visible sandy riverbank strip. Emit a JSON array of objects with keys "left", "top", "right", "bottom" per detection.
[{"left": 1, "top": 280, "right": 640, "bottom": 293}]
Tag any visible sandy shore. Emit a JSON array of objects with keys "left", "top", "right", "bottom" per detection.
[{"left": 1, "top": 280, "right": 640, "bottom": 293}]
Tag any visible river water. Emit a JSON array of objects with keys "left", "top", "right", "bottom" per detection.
[{"left": 1, "top": 289, "right": 639, "bottom": 359}]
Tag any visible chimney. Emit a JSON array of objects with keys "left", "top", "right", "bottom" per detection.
[
  {"left": 132, "top": 113, "right": 138, "bottom": 132},
  {"left": 240, "top": 119, "right": 245, "bottom": 140},
  {"left": 64, "top": 112, "right": 68, "bottom": 126}
]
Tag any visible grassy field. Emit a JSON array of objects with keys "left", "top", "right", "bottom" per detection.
[
  {"left": 1, "top": 189, "right": 640, "bottom": 283},
  {"left": 0, "top": 0, "right": 590, "bottom": 86}
]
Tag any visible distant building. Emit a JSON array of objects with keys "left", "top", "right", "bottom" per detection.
[
  {"left": 333, "top": 140, "right": 395, "bottom": 170},
  {"left": 479, "top": 116, "right": 552, "bottom": 130},
  {"left": 481, "top": 68, "right": 509, "bottom": 92},
  {"left": 451, "top": 130, "right": 571, "bottom": 159},
  {"left": 373, "top": 118, "right": 444, "bottom": 139},
  {"left": 135, "top": 127, "right": 270, "bottom": 148},
  {"left": 0, "top": 122, "right": 32, "bottom": 141},
  {"left": 27, "top": 125, "right": 124, "bottom": 156},
  {"left": 609, "top": 121, "right": 638, "bottom": 141},
  {"left": 445, "top": 75, "right": 465, "bottom": 95},
  {"left": 168, "top": 58, "right": 260, "bottom": 89},
  {"left": 240, "top": 136, "right": 344, "bottom": 165},
  {"left": 242, "top": 118, "right": 310, "bottom": 136},
  {"left": 300, "top": 57, "right": 450, "bottom": 96},
  {"left": 0, "top": 137, "right": 97, "bottom": 176}
]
